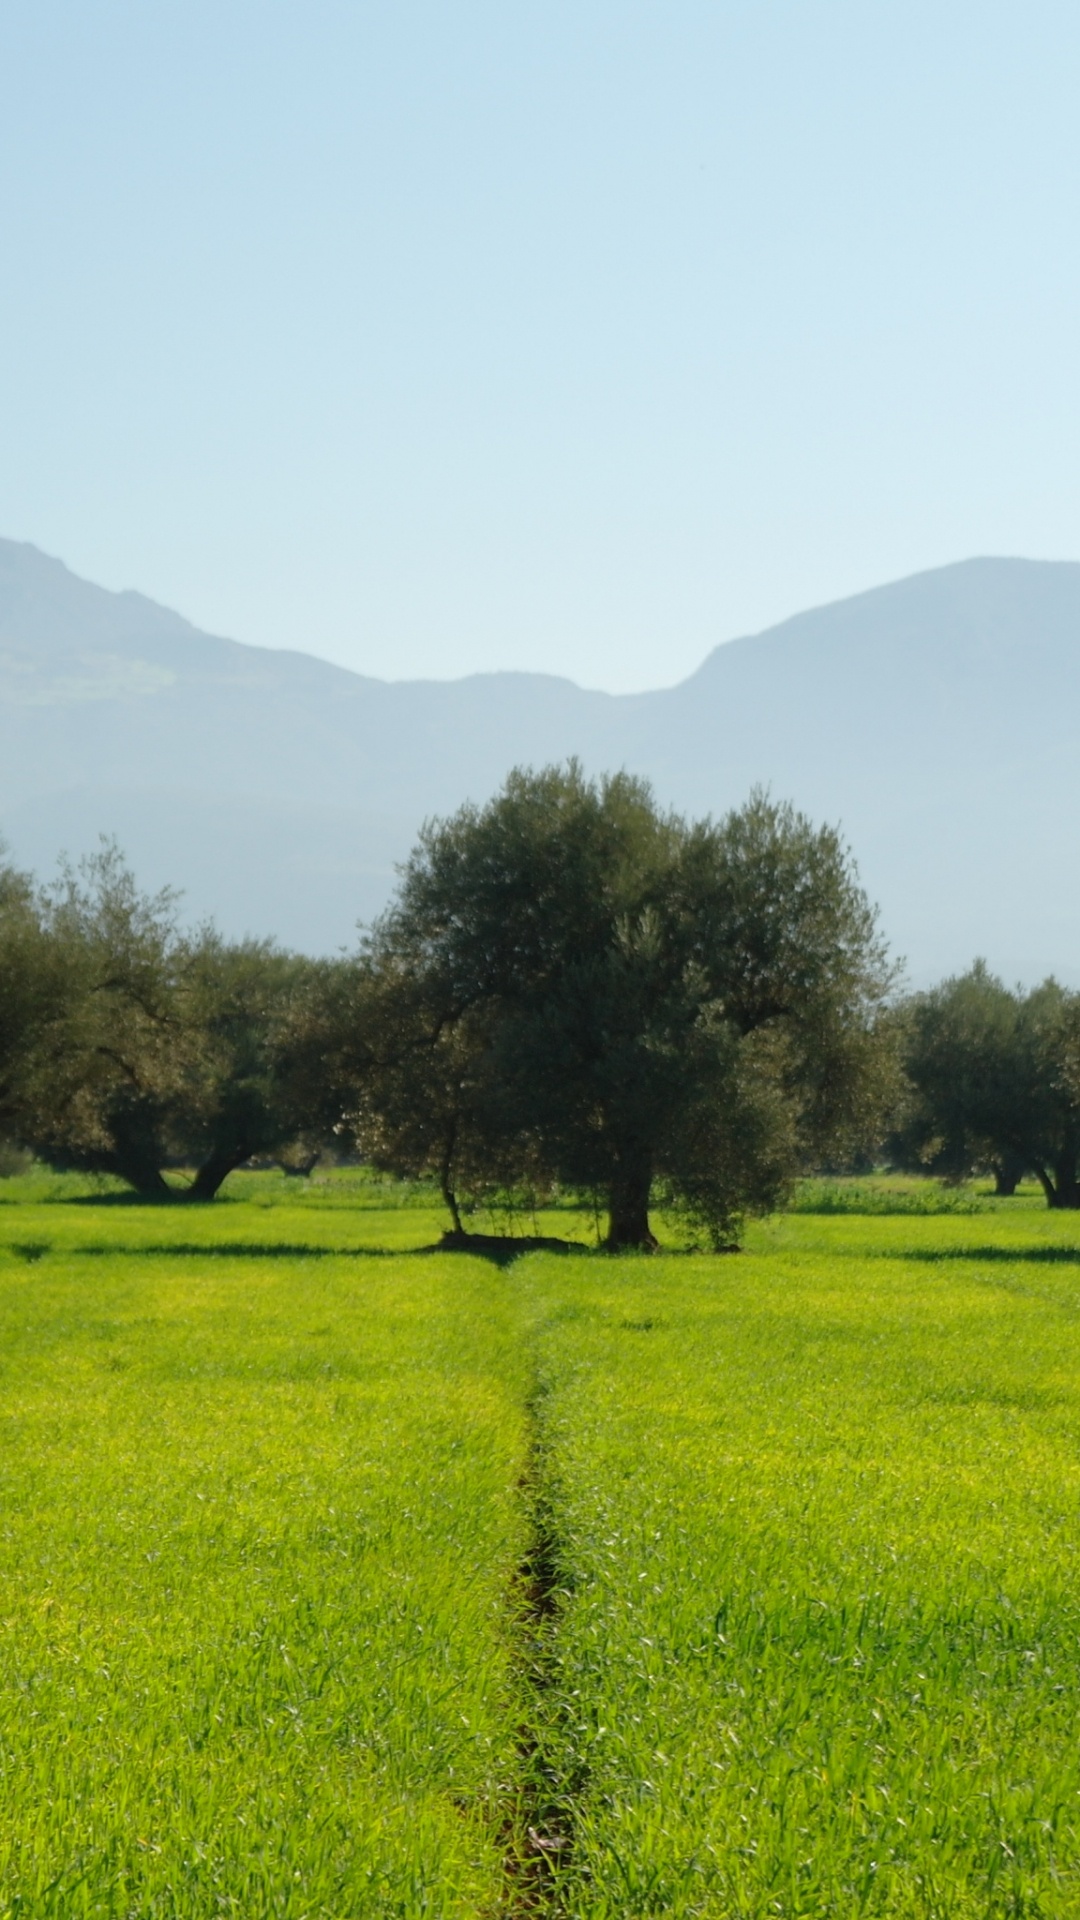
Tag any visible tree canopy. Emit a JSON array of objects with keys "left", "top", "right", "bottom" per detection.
[{"left": 353, "top": 765, "right": 894, "bottom": 1247}]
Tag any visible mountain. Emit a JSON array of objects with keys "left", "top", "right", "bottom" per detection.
[{"left": 1, "top": 538, "right": 1077, "bottom": 982}]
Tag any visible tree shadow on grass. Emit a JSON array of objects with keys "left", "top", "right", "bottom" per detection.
[
  {"left": 41, "top": 1234, "right": 590, "bottom": 1268},
  {"left": 70, "top": 1242, "right": 400, "bottom": 1260},
  {"left": 65, "top": 1190, "right": 198, "bottom": 1207},
  {"left": 416, "top": 1230, "right": 590, "bottom": 1268},
  {"left": 902, "top": 1245, "right": 1080, "bottom": 1265}
]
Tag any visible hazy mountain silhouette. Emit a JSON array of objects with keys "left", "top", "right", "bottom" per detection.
[{"left": 1, "top": 538, "right": 1076, "bottom": 982}]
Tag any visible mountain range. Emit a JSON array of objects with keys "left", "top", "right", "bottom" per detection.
[{"left": 1, "top": 537, "right": 1076, "bottom": 984}]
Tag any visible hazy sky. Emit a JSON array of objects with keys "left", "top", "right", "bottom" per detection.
[{"left": 2, "top": 2, "right": 1079, "bottom": 690}]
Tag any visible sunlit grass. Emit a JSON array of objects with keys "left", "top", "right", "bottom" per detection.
[
  {"left": 525, "top": 1209, "right": 1080, "bottom": 1916},
  {"left": 0, "top": 1217, "right": 532, "bottom": 1916},
  {"left": 3, "top": 1173, "right": 1080, "bottom": 1914},
  {"left": 787, "top": 1174, "right": 1025, "bottom": 1215}
]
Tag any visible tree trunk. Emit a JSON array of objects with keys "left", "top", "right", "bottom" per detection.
[
  {"left": 1050, "top": 1148, "right": 1080, "bottom": 1209},
  {"left": 1033, "top": 1152, "right": 1080, "bottom": 1210},
  {"left": 439, "top": 1124, "right": 464, "bottom": 1235},
  {"left": 107, "top": 1113, "right": 173, "bottom": 1198},
  {"left": 440, "top": 1172, "right": 464, "bottom": 1237},
  {"left": 187, "top": 1146, "right": 252, "bottom": 1201},
  {"left": 115, "top": 1155, "right": 172, "bottom": 1199},
  {"left": 606, "top": 1167, "right": 658, "bottom": 1252},
  {"left": 992, "top": 1152, "right": 1024, "bottom": 1197},
  {"left": 1033, "top": 1163, "right": 1056, "bottom": 1207}
]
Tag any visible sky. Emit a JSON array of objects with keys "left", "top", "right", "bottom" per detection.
[{"left": 2, "top": 1, "right": 1080, "bottom": 692}]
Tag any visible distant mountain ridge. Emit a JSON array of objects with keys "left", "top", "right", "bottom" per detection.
[{"left": 1, "top": 538, "right": 1077, "bottom": 982}]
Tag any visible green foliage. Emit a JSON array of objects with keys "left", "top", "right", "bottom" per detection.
[
  {"left": 0, "top": 845, "right": 74, "bottom": 1139},
  {"left": 1019, "top": 979, "right": 1080, "bottom": 1208},
  {"left": 892, "top": 960, "right": 1030, "bottom": 1187},
  {"left": 0, "top": 779, "right": 894, "bottom": 1228},
  {"left": 16, "top": 842, "right": 201, "bottom": 1193},
  {"left": 176, "top": 933, "right": 330, "bottom": 1197}
]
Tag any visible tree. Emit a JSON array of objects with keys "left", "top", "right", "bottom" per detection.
[
  {"left": 19, "top": 844, "right": 193, "bottom": 1195},
  {"left": 175, "top": 935, "right": 334, "bottom": 1199},
  {"left": 15, "top": 844, "right": 332, "bottom": 1199},
  {"left": 1019, "top": 981, "right": 1080, "bottom": 1209},
  {"left": 264, "top": 953, "right": 371, "bottom": 1174},
  {"left": 895, "top": 965, "right": 1080, "bottom": 1208},
  {"left": 349, "top": 981, "right": 515, "bottom": 1234},
  {"left": 0, "top": 848, "right": 73, "bottom": 1146},
  {"left": 893, "top": 962, "right": 1032, "bottom": 1193},
  {"left": 357, "top": 766, "right": 894, "bottom": 1248}
]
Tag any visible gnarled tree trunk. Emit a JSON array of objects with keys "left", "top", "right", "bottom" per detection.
[
  {"left": 187, "top": 1145, "right": 253, "bottom": 1202},
  {"left": 439, "top": 1123, "right": 464, "bottom": 1236},
  {"left": 1034, "top": 1150, "right": 1080, "bottom": 1209},
  {"left": 606, "top": 1164, "right": 658, "bottom": 1252},
  {"left": 1051, "top": 1148, "right": 1080, "bottom": 1209},
  {"left": 109, "top": 1120, "right": 173, "bottom": 1199},
  {"left": 992, "top": 1151, "right": 1025, "bottom": 1197},
  {"left": 114, "top": 1155, "right": 172, "bottom": 1199}
]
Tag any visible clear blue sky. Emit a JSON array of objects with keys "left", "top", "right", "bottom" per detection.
[{"left": 2, "top": 1, "right": 1079, "bottom": 690}]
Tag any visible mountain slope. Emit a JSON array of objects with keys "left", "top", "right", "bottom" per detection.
[{"left": 1, "top": 539, "right": 1076, "bottom": 979}]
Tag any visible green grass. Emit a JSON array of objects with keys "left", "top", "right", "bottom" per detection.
[
  {"left": 525, "top": 1208, "right": 1080, "bottom": 1916},
  {"left": 788, "top": 1174, "right": 1051, "bottom": 1215},
  {"left": 0, "top": 1188, "right": 533, "bottom": 1916},
  {"left": 789, "top": 1175, "right": 990, "bottom": 1214},
  {"left": 2, "top": 1172, "right": 1080, "bottom": 1914}
]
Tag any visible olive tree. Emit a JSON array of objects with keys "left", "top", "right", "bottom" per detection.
[
  {"left": 16, "top": 844, "right": 333, "bottom": 1198},
  {"left": 896, "top": 964, "right": 1080, "bottom": 1208},
  {"left": 358, "top": 766, "right": 894, "bottom": 1248},
  {"left": 1019, "top": 981, "right": 1080, "bottom": 1209},
  {"left": 17, "top": 844, "right": 192, "bottom": 1195},
  {"left": 892, "top": 962, "right": 1032, "bottom": 1194},
  {"left": 0, "top": 849, "right": 73, "bottom": 1149},
  {"left": 175, "top": 935, "right": 335, "bottom": 1198}
]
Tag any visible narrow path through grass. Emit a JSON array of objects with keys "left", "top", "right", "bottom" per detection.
[{"left": 501, "top": 1383, "right": 574, "bottom": 1915}]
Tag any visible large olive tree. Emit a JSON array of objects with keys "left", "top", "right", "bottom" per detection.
[{"left": 357, "top": 765, "right": 894, "bottom": 1248}]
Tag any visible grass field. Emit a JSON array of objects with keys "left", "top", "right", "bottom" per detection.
[
  {"left": 0, "top": 1172, "right": 532, "bottom": 1917},
  {"left": 2, "top": 1170, "right": 1080, "bottom": 1916}
]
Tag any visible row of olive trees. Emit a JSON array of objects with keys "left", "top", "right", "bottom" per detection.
[
  {"left": 0, "top": 767, "right": 898, "bottom": 1242},
  {"left": 6, "top": 765, "right": 1071, "bottom": 1236},
  {"left": 0, "top": 843, "right": 342, "bottom": 1198},
  {"left": 891, "top": 961, "right": 1080, "bottom": 1207}
]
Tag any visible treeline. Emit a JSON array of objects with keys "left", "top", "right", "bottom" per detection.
[{"left": 1, "top": 765, "right": 1077, "bottom": 1240}]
